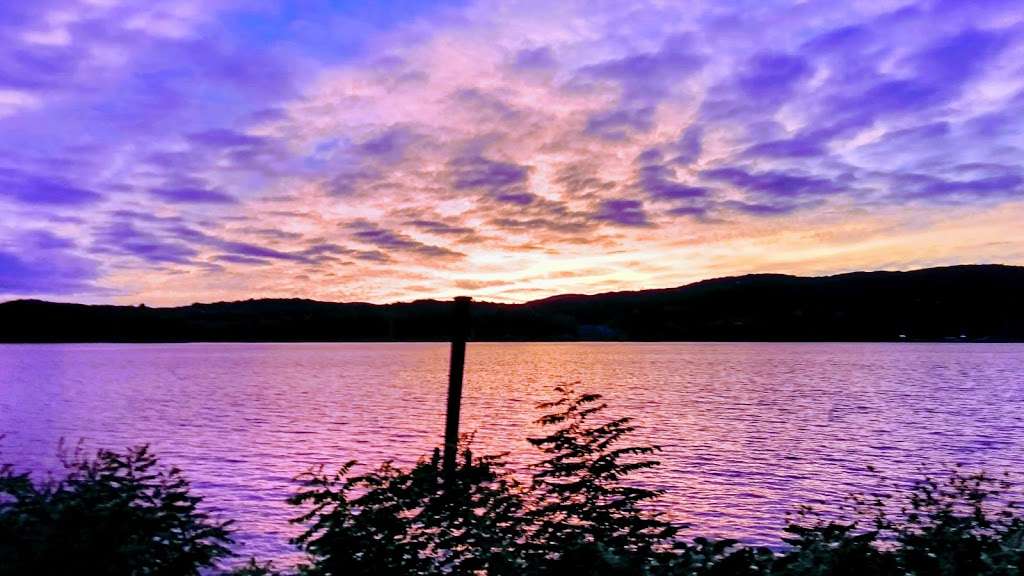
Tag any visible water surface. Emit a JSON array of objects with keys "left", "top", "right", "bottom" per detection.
[{"left": 2, "top": 342, "right": 1023, "bottom": 566}]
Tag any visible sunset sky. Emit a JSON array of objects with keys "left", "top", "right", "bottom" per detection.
[{"left": 1, "top": 0, "right": 1023, "bottom": 305}]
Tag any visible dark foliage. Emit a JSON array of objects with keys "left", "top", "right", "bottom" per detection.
[
  {"left": 526, "top": 383, "right": 679, "bottom": 574},
  {"left": 3, "top": 264, "right": 1023, "bottom": 342},
  {"left": 773, "top": 468, "right": 1024, "bottom": 575},
  {"left": 289, "top": 446, "right": 529, "bottom": 576},
  {"left": 0, "top": 444, "right": 233, "bottom": 575}
]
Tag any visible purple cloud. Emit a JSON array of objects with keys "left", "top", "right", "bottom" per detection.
[
  {"left": 594, "top": 199, "right": 651, "bottom": 227},
  {"left": 723, "top": 200, "right": 801, "bottom": 216},
  {"left": 165, "top": 224, "right": 331, "bottom": 264},
  {"left": 579, "top": 33, "right": 704, "bottom": 100},
  {"left": 489, "top": 217, "right": 590, "bottom": 235},
  {"left": 150, "top": 187, "right": 237, "bottom": 204},
  {"left": 512, "top": 46, "right": 556, "bottom": 70},
  {"left": 294, "top": 243, "right": 389, "bottom": 263},
  {"left": 674, "top": 126, "right": 703, "bottom": 165},
  {"left": 0, "top": 169, "right": 103, "bottom": 205},
  {"left": 405, "top": 220, "right": 476, "bottom": 235},
  {"left": 0, "top": 249, "right": 100, "bottom": 296},
  {"left": 668, "top": 205, "right": 708, "bottom": 218},
  {"left": 449, "top": 155, "right": 529, "bottom": 193},
  {"left": 0, "top": 43, "right": 81, "bottom": 91},
  {"left": 93, "top": 215, "right": 385, "bottom": 269},
  {"left": 93, "top": 221, "right": 198, "bottom": 265},
  {"left": 451, "top": 88, "right": 521, "bottom": 121},
  {"left": 739, "top": 53, "right": 811, "bottom": 101},
  {"left": 350, "top": 221, "right": 464, "bottom": 259},
  {"left": 494, "top": 192, "right": 537, "bottom": 205},
  {"left": 702, "top": 51, "right": 812, "bottom": 121},
  {"left": 810, "top": 26, "right": 1013, "bottom": 136},
  {"left": 215, "top": 254, "right": 271, "bottom": 266},
  {"left": 216, "top": 240, "right": 304, "bottom": 262},
  {"left": 187, "top": 129, "right": 268, "bottom": 149},
  {"left": 579, "top": 34, "right": 704, "bottom": 139},
  {"left": 909, "top": 28, "right": 1010, "bottom": 90},
  {"left": 638, "top": 163, "right": 709, "bottom": 201},
  {"left": 585, "top": 106, "right": 656, "bottom": 140},
  {"left": 350, "top": 249, "right": 391, "bottom": 263},
  {"left": 358, "top": 126, "right": 420, "bottom": 163},
  {"left": 21, "top": 229, "right": 76, "bottom": 250},
  {"left": 801, "top": 24, "right": 874, "bottom": 55},
  {"left": 0, "top": 229, "right": 100, "bottom": 296},
  {"left": 887, "top": 171, "right": 1023, "bottom": 202},
  {"left": 701, "top": 166, "right": 847, "bottom": 199},
  {"left": 328, "top": 168, "right": 380, "bottom": 197},
  {"left": 744, "top": 133, "right": 829, "bottom": 159}
]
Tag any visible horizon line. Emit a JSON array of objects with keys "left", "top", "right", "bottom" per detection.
[{"left": 2, "top": 262, "right": 1015, "bottom": 310}]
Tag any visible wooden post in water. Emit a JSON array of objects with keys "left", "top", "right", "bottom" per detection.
[{"left": 443, "top": 296, "right": 471, "bottom": 485}]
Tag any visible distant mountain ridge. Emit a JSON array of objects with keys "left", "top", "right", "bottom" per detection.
[{"left": 2, "top": 264, "right": 1022, "bottom": 342}]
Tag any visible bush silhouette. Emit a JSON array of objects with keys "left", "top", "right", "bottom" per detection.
[
  {"left": 774, "top": 468, "right": 1024, "bottom": 575},
  {"left": 0, "top": 444, "right": 232, "bottom": 575},
  {"left": 289, "top": 447, "right": 529, "bottom": 576},
  {"left": 525, "top": 383, "right": 679, "bottom": 574}
]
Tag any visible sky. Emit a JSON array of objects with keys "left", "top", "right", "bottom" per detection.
[{"left": 1, "top": 0, "right": 1023, "bottom": 305}]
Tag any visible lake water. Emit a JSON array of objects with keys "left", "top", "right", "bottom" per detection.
[{"left": 2, "top": 343, "right": 1024, "bottom": 567}]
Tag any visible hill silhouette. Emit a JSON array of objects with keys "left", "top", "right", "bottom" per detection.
[{"left": 1, "top": 264, "right": 1022, "bottom": 343}]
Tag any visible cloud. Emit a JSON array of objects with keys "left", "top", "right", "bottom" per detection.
[
  {"left": 0, "top": 250, "right": 99, "bottom": 296},
  {"left": 594, "top": 199, "right": 651, "bottom": 227},
  {"left": 187, "top": 129, "right": 268, "bottom": 149},
  {"left": 454, "top": 278, "right": 504, "bottom": 290},
  {"left": 577, "top": 33, "right": 704, "bottom": 139},
  {"left": 150, "top": 187, "right": 237, "bottom": 204},
  {"left": 1, "top": 0, "right": 1024, "bottom": 303},
  {"left": 405, "top": 219, "right": 476, "bottom": 236},
  {"left": 701, "top": 51, "right": 812, "bottom": 123},
  {"left": 488, "top": 217, "right": 590, "bottom": 235},
  {"left": 0, "top": 169, "right": 103, "bottom": 205},
  {"left": 743, "top": 133, "right": 830, "bottom": 159},
  {"left": 357, "top": 126, "right": 422, "bottom": 163},
  {"left": 806, "top": 26, "right": 1014, "bottom": 137},
  {"left": 0, "top": 228, "right": 102, "bottom": 296},
  {"left": 674, "top": 125, "right": 702, "bottom": 165},
  {"left": 449, "top": 155, "right": 530, "bottom": 194},
  {"left": 93, "top": 221, "right": 199, "bottom": 264},
  {"left": 585, "top": 106, "right": 656, "bottom": 140},
  {"left": 511, "top": 46, "right": 556, "bottom": 70},
  {"left": 885, "top": 170, "right": 1024, "bottom": 203},
  {"left": 449, "top": 88, "right": 521, "bottom": 122},
  {"left": 213, "top": 240, "right": 305, "bottom": 262},
  {"left": 494, "top": 192, "right": 537, "bottom": 205},
  {"left": 577, "top": 33, "right": 704, "bottom": 101},
  {"left": 214, "top": 253, "right": 271, "bottom": 266},
  {"left": 326, "top": 168, "right": 381, "bottom": 197},
  {"left": 349, "top": 221, "right": 465, "bottom": 260},
  {"left": 701, "top": 166, "right": 848, "bottom": 199},
  {"left": 638, "top": 162, "right": 709, "bottom": 201}
]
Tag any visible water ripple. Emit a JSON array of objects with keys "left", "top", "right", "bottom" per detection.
[{"left": 2, "top": 342, "right": 1023, "bottom": 567}]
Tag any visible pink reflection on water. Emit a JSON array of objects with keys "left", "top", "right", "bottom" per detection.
[{"left": 2, "top": 342, "right": 1023, "bottom": 567}]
